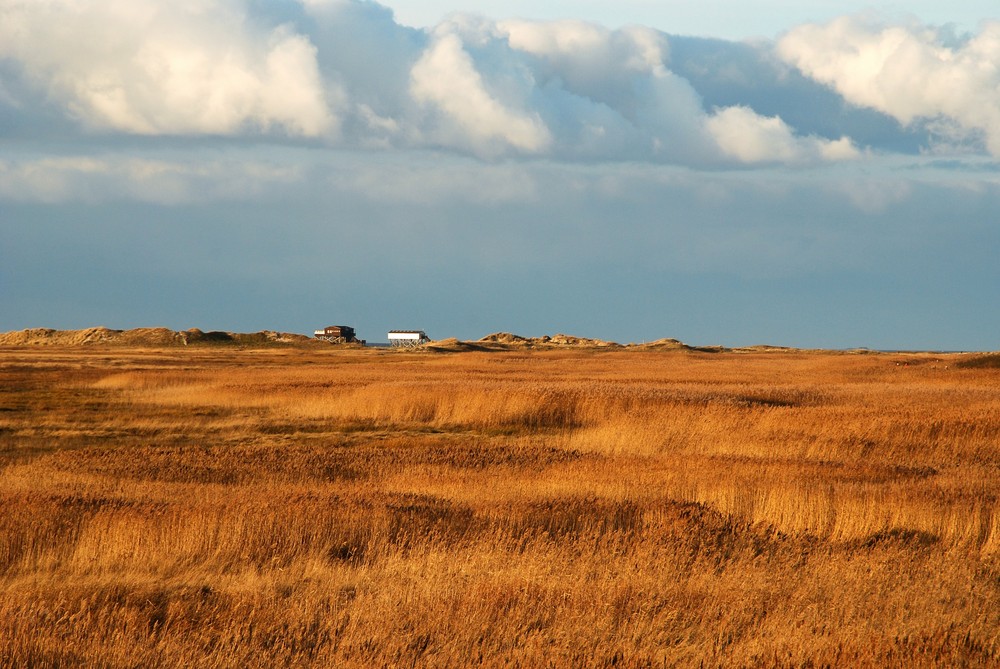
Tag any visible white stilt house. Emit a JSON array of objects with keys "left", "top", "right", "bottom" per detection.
[{"left": 388, "top": 330, "right": 430, "bottom": 348}]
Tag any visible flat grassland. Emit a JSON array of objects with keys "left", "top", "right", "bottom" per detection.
[{"left": 1, "top": 345, "right": 999, "bottom": 667}]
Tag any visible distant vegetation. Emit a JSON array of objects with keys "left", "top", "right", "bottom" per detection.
[{"left": 1, "top": 345, "right": 998, "bottom": 666}]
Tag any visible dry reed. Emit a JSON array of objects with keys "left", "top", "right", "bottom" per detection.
[{"left": 0, "top": 346, "right": 998, "bottom": 667}]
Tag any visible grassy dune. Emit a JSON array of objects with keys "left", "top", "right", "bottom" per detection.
[{"left": 1, "top": 346, "right": 999, "bottom": 667}]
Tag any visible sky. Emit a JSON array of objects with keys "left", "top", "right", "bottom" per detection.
[
  {"left": 383, "top": 1, "right": 998, "bottom": 40},
  {"left": 1, "top": 0, "right": 999, "bottom": 350}
]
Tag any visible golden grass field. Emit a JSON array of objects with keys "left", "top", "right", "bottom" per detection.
[{"left": 1, "top": 343, "right": 999, "bottom": 667}]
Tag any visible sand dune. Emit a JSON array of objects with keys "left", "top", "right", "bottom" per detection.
[{"left": 0, "top": 327, "right": 312, "bottom": 347}]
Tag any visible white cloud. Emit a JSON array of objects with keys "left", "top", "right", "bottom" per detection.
[
  {"left": 410, "top": 27, "right": 551, "bottom": 156},
  {"left": 707, "top": 105, "right": 861, "bottom": 164},
  {"left": 501, "top": 19, "right": 669, "bottom": 78},
  {"left": 0, "top": 1, "right": 878, "bottom": 166},
  {"left": 0, "top": 0, "right": 336, "bottom": 136},
  {"left": 498, "top": 19, "right": 675, "bottom": 126},
  {"left": 0, "top": 155, "right": 303, "bottom": 204},
  {"left": 489, "top": 19, "right": 707, "bottom": 162},
  {"left": 779, "top": 15, "right": 1000, "bottom": 155},
  {"left": 503, "top": 20, "right": 611, "bottom": 56},
  {"left": 0, "top": 157, "right": 110, "bottom": 203}
]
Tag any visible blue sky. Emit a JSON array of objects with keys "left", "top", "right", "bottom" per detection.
[
  {"left": 383, "top": 1, "right": 998, "bottom": 39},
  {"left": 1, "top": 0, "right": 999, "bottom": 349}
]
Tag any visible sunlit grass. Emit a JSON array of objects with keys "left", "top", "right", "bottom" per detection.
[{"left": 1, "top": 346, "right": 998, "bottom": 666}]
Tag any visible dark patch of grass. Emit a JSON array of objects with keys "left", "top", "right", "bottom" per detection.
[
  {"left": 860, "top": 528, "right": 940, "bottom": 549},
  {"left": 955, "top": 354, "right": 1000, "bottom": 369}
]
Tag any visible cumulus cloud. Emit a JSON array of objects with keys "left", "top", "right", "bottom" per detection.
[
  {"left": 707, "top": 106, "right": 860, "bottom": 164},
  {"left": 500, "top": 19, "right": 670, "bottom": 95},
  {"left": 299, "top": 0, "right": 426, "bottom": 145},
  {"left": 410, "top": 25, "right": 551, "bottom": 156},
  {"left": 494, "top": 18, "right": 711, "bottom": 161},
  {"left": 0, "top": 0, "right": 871, "bottom": 165},
  {"left": 0, "top": 0, "right": 336, "bottom": 136},
  {"left": 779, "top": 15, "right": 1000, "bottom": 155}
]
